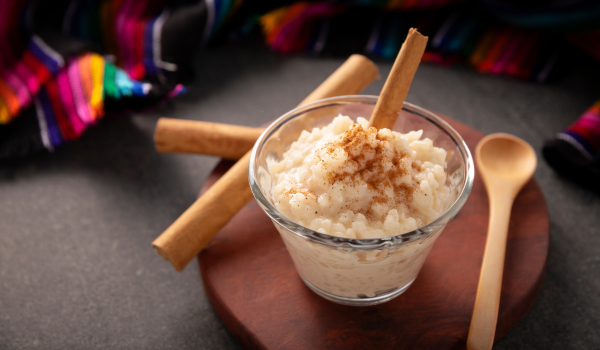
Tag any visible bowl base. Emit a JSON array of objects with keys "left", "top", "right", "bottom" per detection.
[{"left": 299, "top": 276, "right": 416, "bottom": 306}]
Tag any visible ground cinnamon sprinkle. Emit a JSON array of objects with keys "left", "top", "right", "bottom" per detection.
[
  {"left": 284, "top": 188, "right": 316, "bottom": 198},
  {"left": 317, "top": 125, "right": 418, "bottom": 221},
  {"left": 270, "top": 115, "right": 448, "bottom": 239}
]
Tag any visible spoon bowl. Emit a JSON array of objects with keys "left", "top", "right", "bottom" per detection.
[
  {"left": 477, "top": 134, "right": 537, "bottom": 183},
  {"left": 467, "top": 133, "right": 537, "bottom": 350}
]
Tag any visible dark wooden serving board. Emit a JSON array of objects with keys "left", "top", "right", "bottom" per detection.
[{"left": 197, "top": 114, "right": 549, "bottom": 350}]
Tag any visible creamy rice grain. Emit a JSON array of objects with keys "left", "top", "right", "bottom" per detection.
[{"left": 269, "top": 115, "right": 450, "bottom": 238}]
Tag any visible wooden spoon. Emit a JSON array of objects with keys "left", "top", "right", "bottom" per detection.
[{"left": 467, "top": 133, "right": 537, "bottom": 350}]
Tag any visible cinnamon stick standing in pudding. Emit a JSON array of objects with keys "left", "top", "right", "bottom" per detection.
[
  {"left": 153, "top": 54, "right": 381, "bottom": 159},
  {"left": 369, "top": 28, "right": 428, "bottom": 130},
  {"left": 152, "top": 54, "right": 379, "bottom": 271}
]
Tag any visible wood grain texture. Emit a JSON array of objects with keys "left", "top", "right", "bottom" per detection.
[
  {"left": 197, "top": 114, "right": 549, "bottom": 350},
  {"left": 468, "top": 134, "right": 538, "bottom": 350}
]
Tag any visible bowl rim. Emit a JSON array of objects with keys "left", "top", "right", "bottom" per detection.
[{"left": 248, "top": 95, "right": 475, "bottom": 249}]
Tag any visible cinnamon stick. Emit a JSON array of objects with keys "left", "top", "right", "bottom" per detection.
[
  {"left": 154, "top": 119, "right": 263, "bottom": 160},
  {"left": 369, "top": 28, "right": 428, "bottom": 130},
  {"left": 153, "top": 54, "right": 380, "bottom": 159},
  {"left": 152, "top": 54, "right": 379, "bottom": 271}
]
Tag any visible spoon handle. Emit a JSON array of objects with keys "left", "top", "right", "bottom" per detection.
[{"left": 467, "top": 192, "right": 514, "bottom": 350}]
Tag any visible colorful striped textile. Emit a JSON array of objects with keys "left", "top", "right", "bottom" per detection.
[
  {"left": 2, "top": 0, "right": 600, "bottom": 162},
  {"left": 0, "top": 0, "right": 223, "bottom": 160},
  {"left": 558, "top": 102, "right": 600, "bottom": 160},
  {"left": 0, "top": 39, "right": 164, "bottom": 153},
  {"left": 55, "top": 0, "right": 243, "bottom": 81},
  {"left": 543, "top": 102, "right": 600, "bottom": 191},
  {"left": 259, "top": 4, "right": 563, "bottom": 82},
  {"left": 0, "top": 35, "right": 64, "bottom": 126}
]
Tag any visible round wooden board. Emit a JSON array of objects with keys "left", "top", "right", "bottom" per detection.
[{"left": 197, "top": 114, "right": 549, "bottom": 350}]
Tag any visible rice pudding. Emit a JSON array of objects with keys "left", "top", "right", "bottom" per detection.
[
  {"left": 269, "top": 115, "right": 450, "bottom": 239},
  {"left": 266, "top": 115, "right": 451, "bottom": 299}
]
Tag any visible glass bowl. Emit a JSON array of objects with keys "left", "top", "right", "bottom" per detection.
[{"left": 249, "top": 95, "right": 474, "bottom": 306}]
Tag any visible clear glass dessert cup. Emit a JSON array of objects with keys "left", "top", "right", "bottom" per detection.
[{"left": 249, "top": 96, "right": 474, "bottom": 306}]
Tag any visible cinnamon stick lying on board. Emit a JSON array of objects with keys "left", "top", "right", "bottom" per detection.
[
  {"left": 152, "top": 54, "right": 379, "bottom": 271},
  {"left": 153, "top": 54, "right": 380, "bottom": 159},
  {"left": 369, "top": 28, "right": 428, "bottom": 130},
  {"left": 155, "top": 119, "right": 263, "bottom": 160}
]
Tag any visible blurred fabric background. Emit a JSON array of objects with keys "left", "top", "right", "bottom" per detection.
[
  {"left": 1, "top": 1, "right": 600, "bottom": 349},
  {"left": 0, "top": 0, "right": 598, "bottom": 151}
]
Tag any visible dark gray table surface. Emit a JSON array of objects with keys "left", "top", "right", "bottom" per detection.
[{"left": 1, "top": 41, "right": 600, "bottom": 349}]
